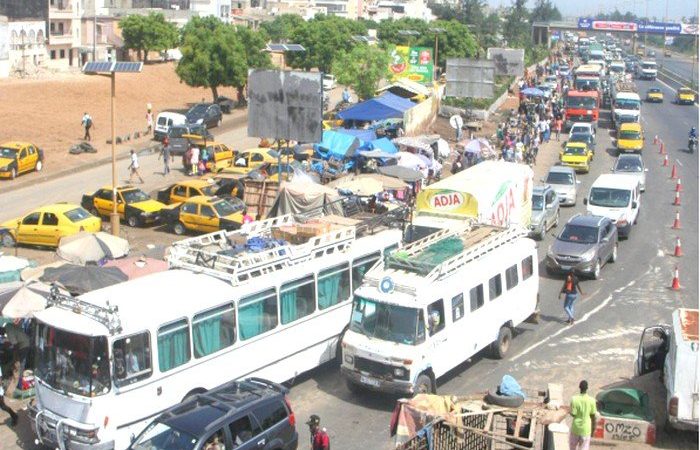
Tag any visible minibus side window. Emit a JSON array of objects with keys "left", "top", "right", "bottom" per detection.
[
  {"left": 488, "top": 274, "right": 502, "bottom": 300},
  {"left": 505, "top": 265, "right": 519, "bottom": 290},
  {"left": 427, "top": 300, "right": 445, "bottom": 336},
  {"left": 157, "top": 319, "right": 191, "bottom": 373},
  {"left": 193, "top": 303, "right": 236, "bottom": 358},
  {"left": 451, "top": 294, "right": 464, "bottom": 322},
  {"left": 352, "top": 252, "right": 380, "bottom": 290},
  {"left": 280, "top": 275, "right": 316, "bottom": 324},
  {"left": 469, "top": 285, "right": 484, "bottom": 311},
  {"left": 238, "top": 289, "right": 278, "bottom": 340},
  {"left": 318, "top": 263, "right": 351, "bottom": 310},
  {"left": 521, "top": 256, "right": 534, "bottom": 281},
  {"left": 113, "top": 331, "right": 152, "bottom": 385}
]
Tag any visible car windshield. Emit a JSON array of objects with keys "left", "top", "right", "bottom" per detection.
[
  {"left": 559, "top": 224, "right": 599, "bottom": 244},
  {"left": 571, "top": 126, "right": 590, "bottom": 135},
  {"left": 213, "top": 198, "right": 244, "bottom": 216},
  {"left": 200, "top": 184, "right": 217, "bottom": 196},
  {"left": 169, "top": 127, "right": 186, "bottom": 138},
  {"left": 610, "top": 66, "right": 624, "bottom": 73},
  {"left": 566, "top": 96, "right": 597, "bottom": 108},
  {"left": 132, "top": 421, "right": 197, "bottom": 450},
  {"left": 188, "top": 104, "right": 207, "bottom": 115},
  {"left": 615, "top": 99, "right": 640, "bottom": 110},
  {"left": 564, "top": 146, "right": 587, "bottom": 156},
  {"left": 619, "top": 130, "right": 641, "bottom": 140},
  {"left": 570, "top": 133, "right": 591, "bottom": 143},
  {"left": 589, "top": 187, "right": 631, "bottom": 208},
  {"left": 575, "top": 79, "right": 599, "bottom": 91},
  {"left": 64, "top": 207, "right": 92, "bottom": 222},
  {"left": 615, "top": 158, "right": 643, "bottom": 172},
  {"left": 34, "top": 322, "right": 110, "bottom": 397},
  {"left": 0, "top": 147, "right": 18, "bottom": 158},
  {"left": 641, "top": 63, "right": 656, "bottom": 70},
  {"left": 546, "top": 171, "right": 574, "bottom": 185},
  {"left": 266, "top": 149, "right": 279, "bottom": 158},
  {"left": 679, "top": 89, "right": 693, "bottom": 95},
  {"left": 648, "top": 89, "right": 660, "bottom": 93},
  {"left": 122, "top": 189, "right": 150, "bottom": 204},
  {"left": 532, "top": 194, "right": 545, "bottom": 210},
  {"left": 350, "top": 296, "right": 424, "bottom": 345}
]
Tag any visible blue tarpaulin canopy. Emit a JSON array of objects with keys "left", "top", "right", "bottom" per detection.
[
  {"left": 314, "top": 130, "right": 361, "bottom": 160},
  {"left": 368, "top": 137, "right": 397, "bottom": 154},
  {"left": 337, "top": 93, "right": 415, "bottom": 121},
  {"left": 337, "top": 128, "right": 377, "bottom": 142}
]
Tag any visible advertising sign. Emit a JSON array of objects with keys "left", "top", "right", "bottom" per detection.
[
  {"left": 445, "top": 58, "right": 494, "bottom": 99},
  {"left": 578, "top": 18, "right": 637, "bottom": 32},
  {"left": 389, "top": 46, "right": 433, "bottom": 83},
  {"left": 487, "top": 48, "right": 525, "bottom": 76},
  {"left": 578, "top": 17, "right": 698, "bottom": 35}
]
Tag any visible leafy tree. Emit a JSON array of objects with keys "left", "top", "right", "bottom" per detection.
[
  {"left": 332, "top": 44, "right": 390, "bottom": 100},
  {"left": 176, "top": 16, "right": 247, "bottom": 101},
  {"left": 120, "top": 13, "right": 178, "bottom": 62},
  {"left": 530, "top": 0, "right": 562, "bottom": 22},
  {"left": 377, "top": 17, "right": 429, "bottom": 48},
  {"left": 259, "top": 14, "right": 304, "bottom": 43},
  {"left": 502, "top": 0, "right": 530, "bottom": 47},
  {"left": 287, "top": 15, "right": 366, "bottom": 73},
  {"left": 428, "top": 20, "right": 478, "bottom": 68},
  {"left": 234, "top": 26, "right": 273, "bottom": 104}
]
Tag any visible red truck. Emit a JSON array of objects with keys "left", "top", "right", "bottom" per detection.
[{"left": 564, "top": 89, "right": 599, "bottom": 130}]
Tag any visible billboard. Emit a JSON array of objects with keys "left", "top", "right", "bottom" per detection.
[
  {"left": 577, "top": 17, "right": 698, "bottom": 35},
  {"left": 577, "top": 18, "right": 636, "bottom": 32},
  {"left": 247, "top": 70, "right": 323, "bottom": 143},
  {"left": 389, "top": 46, "right": 433, "bottom": 83},
  {"left": 487, "top": 48, "right": 524, "bottom": 76},
  {"left": 445, "top": 58, "right": 494, "bottom": 99}
]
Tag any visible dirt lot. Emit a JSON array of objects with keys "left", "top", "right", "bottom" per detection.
[{"left": 0, "top": 62, "right": 239, "bottom": 176}]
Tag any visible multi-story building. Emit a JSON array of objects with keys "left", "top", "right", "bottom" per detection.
[
  {"left": 47, "top": 0, "right": 82, "bottom": 68},
  {"left": 0, "top": 0, "right": 48, "bottom": 77},
  {"left": 190, "top": 0, "right": 233, "bottom": 23}
]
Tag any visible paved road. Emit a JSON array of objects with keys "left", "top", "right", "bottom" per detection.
[{"left": 647, "top": 44, "right": 698, "bottom": 86}]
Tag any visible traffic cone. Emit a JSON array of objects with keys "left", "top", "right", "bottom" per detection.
[
  {"left": 654, "top": 134, "right": 658, "bottom": 145},
  {"left": 674, "top": 237, "right": 683, "bottom": 257},
  {"left": 670, "top": 163, "right": 678, "bottom": 179},
  {"left": 663, "top": 154, "right": 669, "bottom": 167},
  {"left": 673, "top": 191, "right": 681, "bottom": 206},
  {"left": 670, "top": 267, "right": 681, "bottom": 290},
  {"left": 660, "top": 141, "right": 666, "bottom": 155},
  {"left": 676, "top": 178, "right": 682, "bottom": 192},
  {"left": 672, "top": 211, "right": 681, "bottom": 229}
]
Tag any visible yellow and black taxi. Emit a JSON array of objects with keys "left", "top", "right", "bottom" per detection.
[
  {"left": 675, "top": 87, "right": 696, "bottom": 105},
  {"left": 81, "top": 185, "right": 167, "bottom": 227},
  {"left": 560, "top": 141, "right": 593, "bottom": 173},
  {"left": 222, "top": 148, "right": 280, "bottom": 175},
  {"left": 248, "top": 161, "right": 301, "bottom": 182},
  {"left": 616, "top": 122, "right": 644, "bottom": 153},
  {"left": 156, "top": 179, "right": 219, "bottom": 205},
  {"left": 322, "top": 111, "right": 344, "bottom": 130},
  {"left": 0, "top": 203, "right": 101, "bottom": 248},
  {"left": 645, "top": 87, "right": 663, "bottom": 103},
  {"left": 161, "top": 195, "right": 246, "bottom": 235},
  {"left": 0, "top": 141, "right": 44, "bottom": 179}
]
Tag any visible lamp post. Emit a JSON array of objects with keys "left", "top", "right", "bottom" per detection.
[
  {"left": 398, "top": 29, "right": 420, "bottom": 45},
  {"left": 82, "top": 61, "right": 143, "bottom": 236},
  {"left": 428, "top": 27, "right": 445, "bottom": 81}
]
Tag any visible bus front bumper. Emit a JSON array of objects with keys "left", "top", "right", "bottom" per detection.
[
  {"left": 341, "top": 366, "right": 414, "bottom": 395},
  {"left": 28, "top": 404, "right": 114, "bottom": 450}
]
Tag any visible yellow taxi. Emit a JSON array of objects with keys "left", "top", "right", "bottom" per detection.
[
  {"left": 645, "top": 88, "right": 663, "bottom": 103},
  {"left": 189, "top": 139, "right": 234, "bottom": 172},
  {"left": 675, "top": 87, "right": 696, "bottom": 105},
  {"left": 0, "top": 141, "right": 44, "bottom": 179},
  {"left": 81, "top": 186, "right": 167, "bottom": 227},
  {"left": 616, "top": 122, "right": 644, "bottom": 153},
  {"left": 0, "top": 203, "right": 100, "bottom": 248},
  {"left": 222, "top": 148, "right": 280, "bottom": 175},
  {"left": 161, "top": 195, "right": 246, "bottom": 235},
  {"left": 322, "top": 111, "right": 344, "bottom": 130},
  {"left": 156, "top": 179, "right": 219, "bottom": 204},
  {"left": 560, "top": 141, "right": 593, "bottom": 173},
  {"left": 248, "top": 161, "right": 301, "bottom": 182}
]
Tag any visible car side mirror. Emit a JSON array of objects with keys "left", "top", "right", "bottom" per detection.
[
  {"left": 632, "top": 201, "right": 638, "bottom": 209},
  {"left": 644, "top": 168, "right": 649, "bottom": 172},
  {"left": 583, "top": 198, "right": 588, "bottom": 205},
  {"left": 576, "top": 180, "right": 581, "bottom": 184}
]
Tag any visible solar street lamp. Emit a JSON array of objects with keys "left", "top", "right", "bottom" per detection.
[
  {"left": 428, "top": 27, "right": 446, "bottom": 80},
  {"left": 82, "top": 61, "right": 143, "bottom": 236},
  {"left": 398, "top": 29, "right": 420, "bottom": 45},
  {"left": 265, "top": 43, "right": 305, "bottom": 70}
]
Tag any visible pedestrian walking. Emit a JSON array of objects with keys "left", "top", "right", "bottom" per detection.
[
  {"left": 146, "top": 108, "right": 154, "bottom": 135},
  {"left": 82, "top": 112, "right": 93, "bottom": 141},
  {"left": 159, "top": 138, "right": 172, "bottom": 176},
  {"left": 555, "top": 117, "right": 563, "bottom": 141},
  {"left": 128, "top": 149, "right": 144, "bottom": 184},
  {"left": 560, "top": 270, "right": 583, "bottom": 325},
  {"left": 569, "top": 380, "right": 597, "bottom": 450},
  {"left": 190, "top": 145, "right": 200, "bottom": 176},
  {"left": 307, "top": 415, "right": 330, "bottom": 450},
  {"left": 0, "top": 363, "right": 18, "bottom": 426}
]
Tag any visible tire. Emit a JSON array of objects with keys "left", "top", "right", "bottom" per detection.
[
  {"left": 414, "top": 374, "right": 434, "bottom": 395},
  {"left": 127, "top": 214, "right": 140, "bottom": 228},
  {"left": 553, "top": 210, "right": 560, "bottom": 227},
  {"left": 173, "top": 222, "right": 186, "bottom": 236},
  {"left": 491, "top": 326, "right": 512, "bottom": 359},
  {"left": 346, "top": 379, "right": 363, "bottom": 394},
  {"left": 610, "top": 244, "right": 618, "bottom": 263},
  {"left": 35, "top": 160, "right": 43, "bottom": 172},
  {"left": 9, "top": 167, "right": 16, "bottom": 180},
  {"left": 485, "top": 390, "right": 525, "bottom": 408},
  {"left": 592, "top": 259, "right": 601, "bottom": 280},
  {"left": 1, "top": 233, "right": 16, "bottom": 248}
]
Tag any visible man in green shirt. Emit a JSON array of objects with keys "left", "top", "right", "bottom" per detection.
[{"left": 569, "top": 380, "right": 597, "bottom": 450}]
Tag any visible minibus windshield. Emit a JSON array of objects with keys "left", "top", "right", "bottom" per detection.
[{"left": 350, "top": 296, "right": 425, "bottom": 345}]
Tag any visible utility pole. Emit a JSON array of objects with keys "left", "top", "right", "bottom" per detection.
[
  {"left": 93, "top": 14, "right": 97, "bottom": 61},
  {"left": 662, "top": 0, "right": 668, "bottom": 58},
  {"left": 643, "top": 0, "right": 648, "bottom": 56}
]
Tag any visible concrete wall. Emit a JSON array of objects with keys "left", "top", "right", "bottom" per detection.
[{"left": 403, "top": 92, "right": 440, "bottom": 136}]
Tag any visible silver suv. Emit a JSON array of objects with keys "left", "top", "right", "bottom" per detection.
[
  {"left": 529, "top": 185, "right": 559, "bottom": 240},
  {"left": 546, "top": 214, "right": 618, "bottom": 279},
  {"left": 544, "top": 166, "right": 580, "bottom": 206}
]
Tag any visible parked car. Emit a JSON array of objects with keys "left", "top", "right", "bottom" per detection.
[
  {"left": 215, "top": 95, "right": 236, "bottom": 113},
  {"left": 544, "top": 166, "right": 580, "bottom": 206},
  {"left": 0, "top": 141, "right": 44, "bottom": 180},
  {"left": 645, "top": 87, "right": 664, "bottom": 103},
  {"left": 81, "top": 186, "right": 166, "bottom": 227},
  {"left": 560, "top": 142, "right": 593, "bottom": 173},
  {"left": 222, "top": 148, "right": 280, "bottom": 175},
  {"left": 156, "top": 179, "right": 220, "bottom": 205},
  {"left": 0, "top": 203, "right": 101, "bottom": 248},
  {"left": 322, "top": 74, "right": 337, "bottom": 90},
  {"left": 612, "top": 153, "right": 647, "bottom": 192},
  {"left": 161, "top": 195, "right": 245, "bottom": 235},
  {"left": 529, "top": 185, "right": 559, "bottom": 240},
  {"left": 154, "top": 112, "right": 187, "bottom": 142},
  {"left": 584, "top": 174, "right": 641, "bottom": 239},
  {"left": 166, "top": 124, "right": 214, "bottom": 156},
  {"left": 186, "top": 103, "right": 223, "bottom": 128},
  {"left": 545, "top": 214, "right": 618, "bottom": 279},
  {"left": 129, "top": 378, "right": 299, "bottom": 450}
]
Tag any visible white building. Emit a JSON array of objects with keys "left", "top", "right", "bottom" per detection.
[
  {"left": 6, "top": 20, "right": 47, "bottom": 76},
  {"left": 190, "top": 0, "right": 233, "bottom": 23},
  {"left": 47, "top": 0, "right": 82, "bottom": 69}
]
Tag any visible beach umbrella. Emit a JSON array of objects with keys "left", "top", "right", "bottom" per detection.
[
  {"left": 57, "top": 231, "right": 129, "bottom": 265},
  {"left": 40, "top": 264, "right": 128, "bottom": 295},
  {"left": 0, "top": 280, "right": 68, "bottom": 318},
  {"left": 521, "top": 87, "right": 545, "bottom": 97}
]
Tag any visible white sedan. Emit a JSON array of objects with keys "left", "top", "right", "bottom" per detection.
[{"left": 569, "top": 122, "right": 596, "bottom": 141}]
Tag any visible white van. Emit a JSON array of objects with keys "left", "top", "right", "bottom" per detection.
[
  {"left": 635, "top": 308, "right": 699, "bottom": 431},
  {"left": 341, "top": 224, "right": 539, "bottom": 395},
  {"left": 154, "top": 111, "right": 186, "bottom": 141},
  {"left": 584, "top": 174, "right": 640, "bottom": 239}
]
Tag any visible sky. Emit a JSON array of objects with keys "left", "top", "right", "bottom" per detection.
[{"left": 485, "top": 0, "right": 699, "bottom": 22}]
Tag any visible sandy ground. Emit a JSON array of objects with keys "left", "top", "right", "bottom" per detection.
[{"left": 0, "top": 62, "right": 239, "bottom": 175}]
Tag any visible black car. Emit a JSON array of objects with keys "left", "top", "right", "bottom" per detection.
[
  {"left": 130, "top": 378, "right": 298, "bottom": 450},
  {"left": 215, "top": 96, "right": 236, "bottom": 114},
  {"left": 167, "top": 123, "right": 214, "bottom": 156},
  {"left": 186, "top": 103, "right": 223, "bottom": 129}
]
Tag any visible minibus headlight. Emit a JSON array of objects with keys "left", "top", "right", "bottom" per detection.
[
  {"left": 344, "top": 354, "right": 354, "bottom": 365},
  {"left": 393, "top": 368, "right": 406, "bottom": 378}
]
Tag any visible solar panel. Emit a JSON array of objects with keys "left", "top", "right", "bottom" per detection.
[
  {"left": 267, "top": 44, "right": 287, "bottom": 52},
  {"left": 113, "top": 61, "right": 143, "bottom": 73},
  {"left": 83, "top": 61, "right": 113, "bottom": 73},
  {"left": 284, "top": 44, "right": 305, "bottom": 52},
  {"left": 398, "top": 30, "right": 420, "bottom": 36},
  {"left": 352, "top": 36, "right": 369, "bottom": 42}
]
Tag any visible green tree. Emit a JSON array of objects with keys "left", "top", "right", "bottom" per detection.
[
  {"left": 530, "top": 0, "right": 562, "bottom": 22},
  {"left": 377, "top": 17, "right": 429, "bottom": 48},
  {"left": 176, "top": 16, "right": 247, "bottom": 101},
  {"left": 502, "top": 0, "right": 530, "bottom": 47},
  {"left": 234, "top": 26, "right": 273, "bottom": 104},
  {"left": 120, "top": 13, "right": 178, "bottom": 62},
  {"left": 427, "top": 20, "right": 478, "bottom": 69},
  {"left": 332, "top": 45, "right": 390, "bottom": 100},
  {"left": 259, "top": 14, "right": 304, "bottom": 43}
]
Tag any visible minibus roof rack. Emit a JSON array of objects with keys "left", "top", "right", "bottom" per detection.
[{"left": 46, "top": 286, "right": 123, "bottom": 335}]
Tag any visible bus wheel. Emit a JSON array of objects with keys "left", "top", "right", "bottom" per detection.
[
  {"left": 414, "top": 373, "right": 434, "bottom": 395},
  {"left": 491, "top": 326, "right": 512, "bottom": 359}
]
